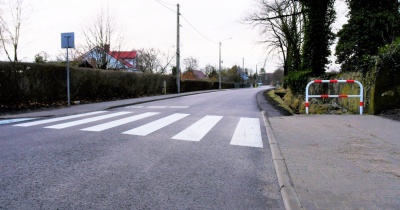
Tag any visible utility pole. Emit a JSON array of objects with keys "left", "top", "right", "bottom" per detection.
[
  {"left": 218, "top": 38, "right": 231, "bottom": 89},
  {"left": 256, "top": 64, "right": 258, "bottom": 86},
  {"left": 176, "top": 4, "right": 181, "bottom": 93},
  {"left": 242, "top": 57, "right": 244, "bottom": 73},
  {"left": 219, "top": 42, "right": 222, "bottom": 89}
]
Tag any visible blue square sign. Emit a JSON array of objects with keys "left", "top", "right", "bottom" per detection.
[{"left": 61, "top": 32, "right": 75, "bottom": 49}]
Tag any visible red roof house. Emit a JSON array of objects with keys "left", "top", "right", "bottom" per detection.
[{"left": 78, "top": 46, "right": 138, "bottom": 71}]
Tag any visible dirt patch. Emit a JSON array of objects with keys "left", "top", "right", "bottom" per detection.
[{"left": 337, "top": 136, "right": 400, "bottom": 178}]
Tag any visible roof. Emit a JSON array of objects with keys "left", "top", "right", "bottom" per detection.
[
  {"left": 192, "top": 70, "right": 207, "bottom": 79},
  {"left": 109, "top": 51, "right": 137, "bottom": 59},
  {"left": 78, "top": 47, "right": 137, "bottom": 69}
]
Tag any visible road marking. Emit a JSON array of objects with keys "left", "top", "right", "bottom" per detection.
[
  {"left": 0, "top": 118, "right": 36, "bottom": 125},
  {"left": 13, "top": 111, "right": 108, "bottom": 127},
  {"left": 124, "top": 106, "right": 190, "bottom": 109},
  {"left": 230, "top": 118, "right": 263, "bottom": 148},
  {"left": 81, "top": 112, "right": 159, "bottom": 132},
  {"left": 123, "top": 113, "right": 190, "bottom": 136},
  {"left": 45, "top": 112, "right": 131, "bottom": 129},
  {"left": 124, "top": 106, "right": 144, "bottom": 109},
  {"left": 169, "top": 106, "right": 189, "bottom": 108},
  {"left": 172, "top": 115, "right": 223, "bottom": 141},
  {"left": 147, "top": 106, "right": 167, "bottom": 109}
]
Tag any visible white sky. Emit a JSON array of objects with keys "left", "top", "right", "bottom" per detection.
[{"left": 1, "top": 0, "right": 348, "bottom": 73}]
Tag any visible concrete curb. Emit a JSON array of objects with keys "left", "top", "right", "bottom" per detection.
[{"left": 261, "top": 112, "right": 303, "bottom": 210}]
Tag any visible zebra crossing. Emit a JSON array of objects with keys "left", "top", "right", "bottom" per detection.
[
  {"left": 124, "top": 105, "right": 190, "bottom": 109},
  {"left": 13, "top": 111, "right": 264, "bottom": 148}
]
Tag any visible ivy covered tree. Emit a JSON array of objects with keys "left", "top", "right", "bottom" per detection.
[
  {"left": 335, "top": 0, "right": 400, "bottom": 72},
  {"left": 300, "top": 0, "right": 336, "bottom": 76}
]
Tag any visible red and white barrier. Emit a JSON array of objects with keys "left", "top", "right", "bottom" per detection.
[{"left": 305, "top": 80, "right": 364, "bottom": 115}]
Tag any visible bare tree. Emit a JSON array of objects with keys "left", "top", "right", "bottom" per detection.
[
  {"left": 205, "top": 64, "right": 218, "bottom": 80},
  {"left": 183, "top": 56, "right": 199, "bottom": 71},
  {"left": 158, "top": 49, "right": 175, "bottom": 74},
  {"left": 246, "top": 0, "right": 303, "bottom": 75},
  {"left": 137, "top": 48, "right": 160, "bottom": 74},
  {"left": 136, "top": 48, "right": 175, "bottom": 74},
  {"left": 55, "top": 48, "right": 83, "bottom": 65},
  {"left": 81, "top": 6, "right": 126, "bottom": 69},
  {"left": 0, "top": 0, "right": 23, "bottom": 62}
]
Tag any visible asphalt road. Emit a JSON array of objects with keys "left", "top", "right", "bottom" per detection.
[{"left": 0, "top": 87, "right": 284, "bottom": 209}]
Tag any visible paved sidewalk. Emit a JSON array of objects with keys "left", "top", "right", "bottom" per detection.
[
  {"left": 0, "top": 90, "right": 219, "bottom": 119},
  {"left": 267, "top": 115, "right": 400, "bottom": 210}
]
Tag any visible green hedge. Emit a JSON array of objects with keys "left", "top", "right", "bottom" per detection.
[
  {"left": 0, "top": 62, "right": 234, "bottom": 109},
  {"left": 181, "top": 79, "right": 234, "bottom": 92},
  {"left": 283, "top": 71, "right": 312, "bottom": 94}
]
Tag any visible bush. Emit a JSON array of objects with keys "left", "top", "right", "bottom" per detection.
[
  {"left": 180, "top": 79, "right": 234, "bottom": 92},
  {"left": 283, "top": 71, "right": 312, "bottom": 95},
  {"left": 373, "top": 37, "right": 400, "bottom": 113},
  {"left": 0, "top": 62, "right": 235, "bottom": 110},
  {"left": 0, "top": 62, "right": 178, "bottom": 109}
]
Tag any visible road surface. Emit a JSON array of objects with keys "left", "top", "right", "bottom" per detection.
[{"left": 0, "top": 88, "right": 284, "bottom": 209}]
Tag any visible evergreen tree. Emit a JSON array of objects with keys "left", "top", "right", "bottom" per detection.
[
  {"left": 335, "top": 0, "right": 400, "bottom": 72},
  {"left": 300, "top": 0, "right": 336, "bottom": 76}
]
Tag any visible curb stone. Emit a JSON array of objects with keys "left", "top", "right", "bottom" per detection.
[
  {"left": 261, "top": 112, "right": 303, "bottom": 210},
  {"left": 255, "top": 89, "right": 302, "bottom": 210}
]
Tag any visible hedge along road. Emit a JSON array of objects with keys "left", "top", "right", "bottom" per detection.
[{"left": 0, "top": 86, "right": 285, "bottom": 209}]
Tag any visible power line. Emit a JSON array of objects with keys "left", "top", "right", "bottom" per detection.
[
  {"left": 156, "top": 0, "right": 176, "bottom": 6},
  {"left": 152, "top": 1, "right": 216, "bottom": 45},
  {"left": 180, "top": 14, "right": 216, "bottom": 44},
  {"left": 221, "top": 45, "right": 241, "bottom": 60},
  {"left": 153, "top": 0, "right": 176, "bottom": 13}
]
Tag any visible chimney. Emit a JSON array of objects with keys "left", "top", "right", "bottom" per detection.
[{"left": 104, "top": 44, "right": 110, "bottom": 52}]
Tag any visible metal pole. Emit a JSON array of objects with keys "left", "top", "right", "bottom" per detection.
[
  {"left": 256, "top": 64, "right": 258, "bottom": 87},
  {"left": 219, "top": 42, "right": 221, "bottom": 89},
  {"left": 176, "top": 4, "right": 181, "bottom": 93},
  {"left": 66, "top": 36, "right": 71, "bottom": 106}
]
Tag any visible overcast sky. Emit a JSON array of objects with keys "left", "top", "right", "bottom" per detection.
[{"left": 1, "top": 0, "right": 348, "bottom": 73}]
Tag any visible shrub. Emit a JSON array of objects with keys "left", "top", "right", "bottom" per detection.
[
  {"left": 0, "top": 62, "right": 235, "bottom": 110},
  {"left": 283, "top": 71, "right": 312, "bottom": 94}
]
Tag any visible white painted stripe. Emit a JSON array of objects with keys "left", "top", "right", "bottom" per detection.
[
  {"left": 123, "top": 113, "right": 189, "bottom": 136},
  {"left": 172, "top": 115, "right": 222, "bottom": 141},
  {"left": 0, "top": 118, "right": 36, "bottom": 125},
  {"left": 81, "top": 112, "right": 159, "bottom": 132},
  {"left": 169, "top": 106, "right": 189, "bottom": 108},
  {"left": 147, "top": 106, "right": 166, "bottom": 109},
  {"left": 45, "top": 112, "right": 131, "bottom": 129},
  {"left": 13, "top": 111, "right": 108, "bottom": 127},
  {"left": 230, "top": 118, "right": 263, "bottom": 148},
  {"left": 124, "top": 106, "right": 144, "bottom": 108}
]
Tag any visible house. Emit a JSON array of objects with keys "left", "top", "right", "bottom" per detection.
[
  {"left": 77, "top": 45, "right": 138, "bottom": 71},
  {"left": 181, "top": 69, "right": 208, "bottom": 80}
]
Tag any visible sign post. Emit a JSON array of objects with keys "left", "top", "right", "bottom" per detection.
[{"left": 61, "top": 32, "right": 75, "bottom": 106}]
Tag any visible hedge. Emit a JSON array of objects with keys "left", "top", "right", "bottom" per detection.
[{"left": 0, "top": 62, "right": 234, "bottom": 109}]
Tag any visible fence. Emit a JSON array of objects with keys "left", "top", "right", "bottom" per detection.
[{"left": 305, "top": 80, "right": 364, "bottom": 115}]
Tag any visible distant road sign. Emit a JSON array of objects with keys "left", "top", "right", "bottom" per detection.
[{"left": 61, "top": 32, "right": 74, "bottom": 49}]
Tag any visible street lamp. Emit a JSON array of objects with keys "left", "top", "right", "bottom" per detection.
[{"left": 219, "top": 37, "right": 232, "bottom": 89}]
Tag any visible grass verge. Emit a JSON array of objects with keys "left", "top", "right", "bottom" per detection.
[{"left": 264, "top": 89, "right": 294, "bottom": 116}]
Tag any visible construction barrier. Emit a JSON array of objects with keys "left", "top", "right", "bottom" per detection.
[{"left": 305, "top": 80, "right": 364, "bottom": 115}]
